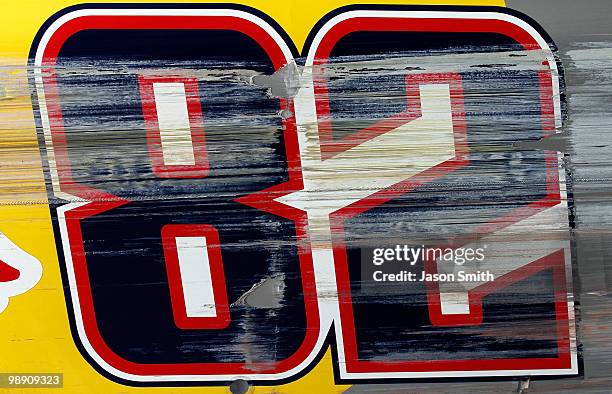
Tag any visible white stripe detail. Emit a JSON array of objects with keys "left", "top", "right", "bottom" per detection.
[
  {"left": 152, "top": 83, "right": 196, "bottom": 166},
  {"left": 175, "top": 236, "right": 217, "bottom": 318},
  {"left": 439, "top": 292, "right": 471, "bottom": 315}
]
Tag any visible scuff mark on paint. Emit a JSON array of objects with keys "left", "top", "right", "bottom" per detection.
[
  {"left": 252, "top": 61, "right": 301, "bottom": 98},
  {"left": 232, "top": 274, "right": 286, "bottom": 309},
  {"left": 513, "top": 130, "right": 572, "bottom": 152}
]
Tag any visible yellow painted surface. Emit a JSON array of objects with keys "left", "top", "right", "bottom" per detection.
[{"left": 0, "top": 0, "right": 504, "bottom": 393}]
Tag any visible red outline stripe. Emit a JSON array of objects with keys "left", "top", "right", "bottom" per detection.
[
  {"left": 162, "top": 224, "right": 231, "bottom": 330},
  {"left": 42, "top": 14, "right": 320, "bottom": 377},
  {"left": 321, "top": 16, "right": 570, "bottom": 374},
  {"left": 138, "top": 75, "right": 210, "bottom": 179}
]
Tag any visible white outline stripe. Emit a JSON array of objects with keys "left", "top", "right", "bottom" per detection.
[
  {"left": 301, "top": 9, "right": 575, "bottom": 381},
  {"left": 37, "top": 8, "right": 328, "bottom": 383},
  {"left": 35, "top": 7, "right": 577, "bottom": 383}
]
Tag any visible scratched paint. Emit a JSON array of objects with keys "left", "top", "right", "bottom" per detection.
[
  {"left": 4, "top": 21, "right": 576, "bottom": 378},
  {"left": 0, "top": 3, "right": 611, "bottom": 393},
  {"left": 26, "top": 15, "right": 577, "bottom": 378}
]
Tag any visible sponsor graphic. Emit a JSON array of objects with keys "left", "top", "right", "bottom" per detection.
[
  {"left": 30, "top": 5, "right": 577, "bottom": 385},
  {"left": 0, "top": 232, "right": 42, "bottom": 313}
]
